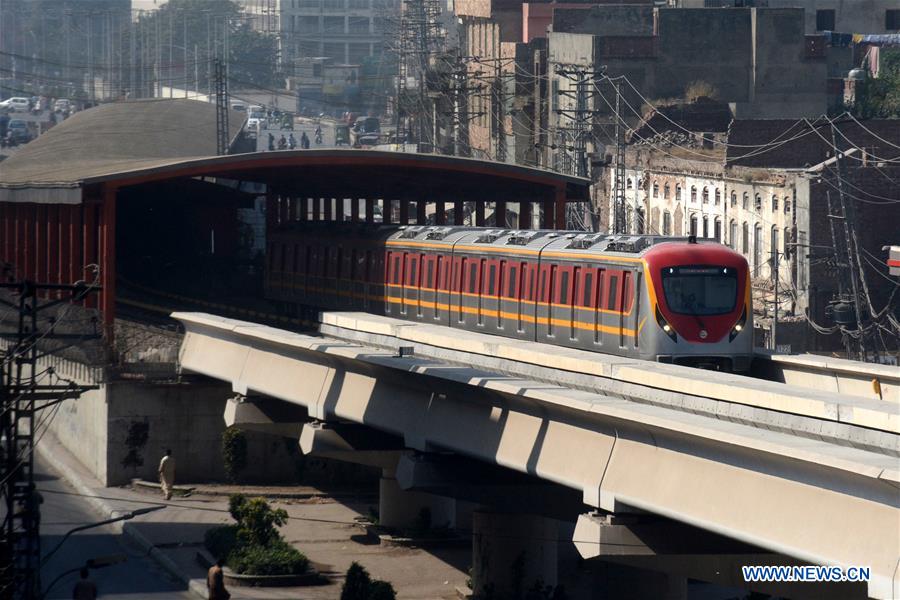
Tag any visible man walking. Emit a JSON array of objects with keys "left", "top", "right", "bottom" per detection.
[
  {"left": 207, "top": 557, "right": 230, "bottom": 599},
  {"left": 158, "top": 448, "right": 176, "bottom": 500}
]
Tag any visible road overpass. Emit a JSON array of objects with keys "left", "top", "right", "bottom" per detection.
[{"left": 174, "top": 310, "right": 899, "bottom": 600}]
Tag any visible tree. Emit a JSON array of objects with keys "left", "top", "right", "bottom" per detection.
[{"left": 852, "top": 49, "right": 900, "bottom": 118}]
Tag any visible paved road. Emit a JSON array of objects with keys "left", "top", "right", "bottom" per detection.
[
  {"left": 254, "top": 118, "right": 337, "bottom": 152},
  {"left": 37, "top": 457, "right": 193, "bottom": 600}
]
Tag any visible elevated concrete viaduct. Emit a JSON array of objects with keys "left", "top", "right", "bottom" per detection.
[{"left": 175, "top": 311, "right": 899, "bottom": 600}]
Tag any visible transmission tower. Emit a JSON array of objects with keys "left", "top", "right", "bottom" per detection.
[
  {"left": 214, "top": 58, "right": 229, "bottom": 155},
  {"left": 0, "top": 277, "right": 99, "bottom": 599}
]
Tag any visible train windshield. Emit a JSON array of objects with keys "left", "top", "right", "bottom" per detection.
[{"left": 661, "top": 266, "right": 738, "bottom": 315}]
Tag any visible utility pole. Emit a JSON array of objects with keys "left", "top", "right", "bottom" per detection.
[
  {"left": 214, "top": 58, "right": 229, "bottom": 155},
  {"left": 612, "top": 78, "right": 626, "bottom": 234},
  {"left": 0, "top": 278, "right": 100, "bottom": 599},
  {"left": 829, "top": 123, "right": 867, "bottom": 360},
  {"left": 771, "top": 252, "right": 779, "bottom": 350}
]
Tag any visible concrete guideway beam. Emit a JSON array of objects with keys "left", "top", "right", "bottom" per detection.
[
  {"left": 318, "top": 312, "right": 899, "bottom": 448},
  {"left": 223, "top": 394, "right": 308, "bottom": 438},
  {"left": 174, "top": 312, "right": 900, "bottom": 599},
  {"left": 574, "top": 513, "right": 869, "bottom": 600}
]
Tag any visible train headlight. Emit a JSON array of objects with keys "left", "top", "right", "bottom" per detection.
[
  {"left": 655, "top": 306, "right": 677, "bottom": 342},
  {"left": 729, "top": 308, "right": 747, "bottom": 342}
]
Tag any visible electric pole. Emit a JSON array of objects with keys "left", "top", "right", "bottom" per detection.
[{"left": 214, "top": 58, "right": 229, "bottom": 155}]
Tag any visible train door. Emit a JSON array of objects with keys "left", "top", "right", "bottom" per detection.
[
  {"left": 496, "top": 260, "right": 506, "bottom": 331},
  {"left": 456, "top": 257, "right": 467, "bottom": 324},
  {"left": 545, "top": 264, "right": 557, "bottom": 338},
  {"left": 477, "top": 259, "right": 487, "bottom": 327},
  {"left": 619, "top": 271, "right": 630, "bottom": 348},
  {"left": 570, "top": 266, "right": 581, "bottom": 341},
  {"left": 434, "top": 254, "right": 446, "bottom": 324}
]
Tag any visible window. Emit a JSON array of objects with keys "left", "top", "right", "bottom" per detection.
[
  {"left": 663, "top": 211, "right": 672, "bottom": 236},
  {"left": 888, "top": 10, "right": 900, "bottom": 31},
  {"left": 348, "top": 17, "right": 369, "bottom": 33},
  {"left": 324, "top": 16, "right": 345, "bottom": 33},
  {"left": 690, "top": 215, "right": 698, "bottom": 237},
  {"left": 635, "top": 208, "right": 645, "bottom": 234},
  {"left": 653, "top": 182, "right": 659, "bottom": 198},
  {"left": 754, "top": 224, "right": 762, "bottom": 273},
  {"left": 702, "top": 216, "right": 709, "bottom": 239},
  {"left": 770, "top": 226, "right": 779, "bottom": 280},
  {"left": 691, "top": 186, "right": 697, "bottom": 203},
  {"left": 298, "top": 16, "right": 319, "bottom": 33},
  {"left": 675, "top": 185, "right": 682, "bottom": 201},
  {"left": 742, "top": 192, "right": 749, "bottom": 210},
  {"left": 784, "top": 227, "right": 792, "bottom": 259},
  {"left": 816, "top": 9, "right": 835, "bottom": 31},
  {"left": 714, "top": 218, "right": 722, "bottom": 242},
  {"left": 755, "top": 194, "right": 762, "bottom": 211},
  {"left": 715, "top": 189, "right": 721, "bottom": 205},
  {"left": 784, "top": 198, "right": 791, "bottom": 213},
  {"left": 347, "top": 0, "right": 369, "bottom": 8},
  {"left": 772, "top": 195, "right": 778, "bottom": 212},
  {"left": 730, "top": 191, "right": 737, "bottom": 207},
  {"left": 664, "top": 184, "right": 670, "bottom": 199},
  {"left": 661, "top": 267, "right": 738, "bottom": 316},
  {"left": 702, "top": 187, "right": 709, "bottom": 204},
  {"left": 742, "top": 222, "right": 749, "bottom": 255},
  {"left": 626, "top": 178, "right": 633, "bottom": 190},
  {"left": 323, "top": 0, "right": 345, "bottom": 10},
  {"left": 729, "top": 220, "right": 737, "bottom": 249}
]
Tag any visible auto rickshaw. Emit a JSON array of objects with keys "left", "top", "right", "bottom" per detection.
[{"left": 335, "top": 124, "right": 351, "bottom": 146}]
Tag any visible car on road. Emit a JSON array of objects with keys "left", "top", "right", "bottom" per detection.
[
  {"left": 230, "top": 101, "right": 247, "bottom": 112},
  {"left": 53, "top": 99, "right": 71, "bottom": 113},
  {"left": 246, "top": 117, "right": 263, "bottom": 137},
  {"left": 6, "top": 119, "right": 32, "bottom": 144},
  {"left": 352, "top": 116, "right": 381, "bottom": 146},
  {"left": 0, "top": 97, "right": 29, "bottom": 112}
]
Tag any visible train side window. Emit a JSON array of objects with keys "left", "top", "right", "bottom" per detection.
[
  {"left": 607, "top": 274, "right": 619, "bottom": 311},
  {"left": 350, "top": 249, "right": 357, "bottom": 280},
  {"left": 570, "top": 266, "right": 580, "bottom": 339},
  {"left": 393, "top": 256, "right": 401, "bottom": 284},
  {"left": 498, "top": 261, "right": 506, "bottom": 300},
  {"left": 426, "top": 258, "right": 434, "bottom": 289},
  {"left": 517, "top": 263, "right": 527, "bottom": 332},
  {"left": 594, "top": 269, "right": 605, "bottom": 344},
  {"left": 559, "top": 271, "right": 569, "bottom": 305},
  {"left": 508, "top": 267, "right": 517, "bottom": 298},
  {"left": 469, "top": 262, "right": 478, "bottom": 293},
  {"left": 528, "top": 265, "right": 535, "bottom": 301},
  {"left": 336, "top": 248, "right": 343, "bottom": 281},
  {"left": 539, "top": 268, "right": 547, "bottom": 302},
  {"left": 583, "top": 273, "right": 593, "bottom": 307},
  {"left": 488, "top": 265, "right": 496, "bottom": 296},
  {"left": 408, "top": 257, "right": 417, "bottom": 286}
]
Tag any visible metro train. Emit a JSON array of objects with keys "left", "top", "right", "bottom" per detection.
[{"left": 265, "top": 223, "right": 754, "bottom": 371}]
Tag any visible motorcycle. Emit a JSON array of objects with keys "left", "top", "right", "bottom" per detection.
[{"left": 314, "top": 129, "right": 323, "bottom": 145}]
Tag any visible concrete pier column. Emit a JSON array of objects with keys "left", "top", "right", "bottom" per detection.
[
  {"left": 475, "top": 202, "right": 485, "bottom": 226},
  {"left": 435, "top": 201, "right": 446, "bottom": 225},
  {"left": 471, "top": 512, "right": 558, "bottom": 597},
  {"left": 379, "top": 469, "right": 456, "bottom": 530},
  {"left": 454, "top": 200, "right": 464, "bottom": 225}
]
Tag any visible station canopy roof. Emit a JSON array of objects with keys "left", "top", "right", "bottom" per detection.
[{"left": 0, "top": 98, "right": 589, "bottom": 204}]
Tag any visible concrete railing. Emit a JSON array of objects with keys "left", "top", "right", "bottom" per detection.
[{"left": 752, "top": 350, "right": 899, "bottom": 404}]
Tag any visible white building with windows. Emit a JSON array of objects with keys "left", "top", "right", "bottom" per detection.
[{"left": 239, "top": 0, "right": 392, "bottom": 66}]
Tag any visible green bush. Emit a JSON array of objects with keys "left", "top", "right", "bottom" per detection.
[
  {"left": 368, "top": 580, "right": 397, "bottom": 600},
  {"left": 203, "top": 494, "right": 308, "bottom": 576},
  {"left": 340, "top": 562, "right": 396, "bottom": 600},
  {"left": 229, "top": 537, "right": 308, "bottom": 576},
  {"left": 222, "top": 427, "right": 248, "bottom": 483},
  {"left": 204, "top": 524, "right": 239, "bottom": 560},
  {"left": 341, "top": 562, "right": 371, "bottom": 600}
]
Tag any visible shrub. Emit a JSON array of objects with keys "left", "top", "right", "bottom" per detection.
[
  {"left": 229, "top": 537, "right": 308, "bottom": 576},
  {"left": 204, "top": 524, "right": 239, "bottom": 560},
  {"left": 222, "top": 427, "right": 248, "bottom": 483},
  {"left": 340, "top": 562, "right": 396, "bottom": 600},
  {"left": 368, "top": 580, "right": 397, "bottom": 600},
  {"left": 203, "top": 494, "right": 307, "bottom": 576},
  {"left": 229, "top": 494, "right": 287, "bottom": 547},
  {"left": 684, "top": 80, "right": 718, "bottom": 102},
  {"left": 341, "top": 562, "right": 371, "bottom": 600}
]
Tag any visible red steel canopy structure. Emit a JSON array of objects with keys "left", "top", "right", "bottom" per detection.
[{"left": 0, "top": 99, "right": 589, "bottom": 336}]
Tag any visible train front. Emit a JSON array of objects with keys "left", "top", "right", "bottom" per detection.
[{"left": 641, "top": 240, "right": 753, "bottom": 371}]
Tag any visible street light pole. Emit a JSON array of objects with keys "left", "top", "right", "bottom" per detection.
[{"left": 41, "top": 505, "right": 164, "bottom": 568}]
